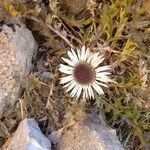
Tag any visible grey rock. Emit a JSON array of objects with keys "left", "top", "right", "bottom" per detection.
[
  {"left": 0, "top": 22, "right": 37, "bottom": 115},
  {"left": 58, "top": 115, "right": 124, "bottom": 150},
  {"left": 48, "top": 129, "right": 63, "bottom": 145},
  {"left": 7, "top": 118, "right": 51, "bottom": 150}
]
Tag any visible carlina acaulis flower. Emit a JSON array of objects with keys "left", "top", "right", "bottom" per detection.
[{"left": 59, "top": 45, "right": 113, "bottom": 99}]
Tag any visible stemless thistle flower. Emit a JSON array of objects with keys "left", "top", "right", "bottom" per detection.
[{"left": 59, "top": 46, "right": 112, "bottom": 99}]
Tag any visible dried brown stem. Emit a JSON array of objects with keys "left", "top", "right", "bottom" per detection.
[{"left": 23, "top": 15, "right": 74, "bottom": 48}]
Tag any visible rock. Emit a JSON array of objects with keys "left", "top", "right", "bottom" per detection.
[
  {"left": 48, "top": 129, "right": 63, "bottom": 145},
  {"left": 0, "top": 22, "right": 37, "bottom": 116},
  {"left": 60, "top": 0, "right": 87, "bottom": 16},
  {"left": 6, "top": 118, "right": 51, "bottom": 150},
  {"left": 143, "top": 0, "right": 150, "bottom": 16},
  {"left": 58, "top": 115, "right": 124, "bottom": 150}
]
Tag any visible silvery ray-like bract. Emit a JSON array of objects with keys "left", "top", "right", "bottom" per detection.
[{"left": 59, "top": 45, "right": 112, "bottom": 99}]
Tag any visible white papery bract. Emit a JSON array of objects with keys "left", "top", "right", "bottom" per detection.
[{"left": 59, "top": 45, "right": 112, "bottom": 99}]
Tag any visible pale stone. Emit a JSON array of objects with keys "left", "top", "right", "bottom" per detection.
[
  {"left": 0, "top": 22, "right": 37, "bottom": 115},
  {"left": 7, "top": 118, "right": 51, "bottom": 150},
  {"left": 58, "top": 115, "right": 124, "bottom": 150}
]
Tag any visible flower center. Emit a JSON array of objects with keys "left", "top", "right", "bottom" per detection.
[{"left": 73, "top": 63, "right": 95, "bottom": 85}]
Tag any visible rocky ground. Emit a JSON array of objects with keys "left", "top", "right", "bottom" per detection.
[{"left": 0, "top": 0, "right": 150, "bottom": 150}]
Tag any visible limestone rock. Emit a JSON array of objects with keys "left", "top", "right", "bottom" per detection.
[
  {"left": 58, "top": 117, "right": 124, "bottom": 150},
  {"left": 7, "top": 118, "right": 51, "bottom": 150},
  {"left": 0, "top": 22, "right": 37, "bottom": 115}
]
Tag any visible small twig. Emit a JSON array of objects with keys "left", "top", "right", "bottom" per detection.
[
  {"left": 47, "top": 24, "right": 74, "bottom": 48},
  {"left": 110, "top": 59, "right": 122, "bottom": 70},
  {"left": 19, "top": 99, "right": 24, "bottom": 120},
  {"left": 23, "top": 15, "right": 74, "bottom": 48}
]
